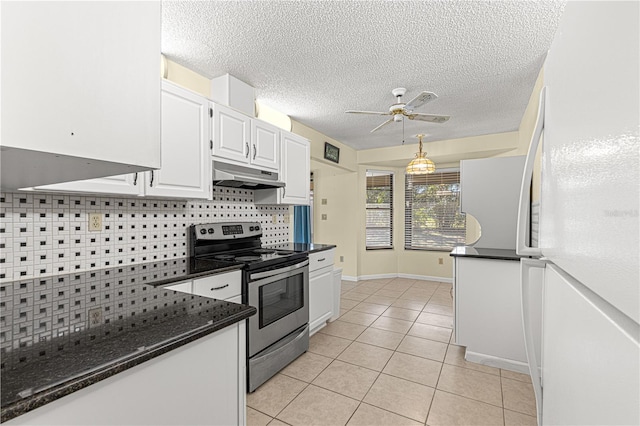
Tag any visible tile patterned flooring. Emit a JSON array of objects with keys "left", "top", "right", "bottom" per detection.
[{"left": 247, "top": 278, "right": 537, "bottom": 426}]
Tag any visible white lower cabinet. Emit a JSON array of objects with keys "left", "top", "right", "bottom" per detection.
[
  {"left": 31, "top": 81, "right": 212, "bottom": 200},
  {"left": 308, "top": 249, "right": 335, "bottom": 335},
  {"left": 453, "top": 256, "right": 527, "bottom": 371},
  {"left": 6, "top": 322, "right": 247, "bottom": 426}
]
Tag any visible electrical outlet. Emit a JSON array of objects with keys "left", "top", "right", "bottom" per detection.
[
  {"left": 321, "top": 214, "right": 327, "bottom": 220},
  {"left": 438, "top": 257, "right": 444, "bottom": 265},
  {"left": 321, "top": 198, "right": 327, "bottom": 205},
  {"left": 88, "top": 307, "right": 103, "bottom": 327},
  {"left": 283, "top": 214, "right": 290, "bottom": 224},
  {"left": 272, "top": 214, "right": 278, "bottom": 224},
  {"left": 88, "top": 213, "right": 102, "bottom": 232}
]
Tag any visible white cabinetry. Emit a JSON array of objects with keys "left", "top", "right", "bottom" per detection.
[
  {"left": 145, "top": 81, "right": 211, "bottom": 199},
  {"left": 32, "top": 82, "right": 212, "bottom": 200},
  {"left": 5, "top": 323, "right": 247, "bottom": 426},
  {"left": 32, "top": 174, "right": 143, "bottom": 196},
  {"left": 309, "top": 249, "right": 335, "bottom": 335},
  {"left": 1, "top": 1, "right": 161, "bottom": 190},
  {"left": 453, "top": 257, "right": 527, "bottom": 372},
  {"left": 255, "top": 132, "right": 310, "bottom": 205},
  {"left": 192, "top": 270, "right": 242, "bottom": 302},
  {"left": 164, "top": 270, "right": 243, "bottom": 304},
  {"left": 251, "top": 120, "right": 280, "bottom": 171},
  {"left": 212, "top": 104, "right": 279, "bottom": 172}
]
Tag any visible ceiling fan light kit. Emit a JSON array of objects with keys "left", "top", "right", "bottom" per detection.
[
  {"left": 345, "top": 87, "right": 450, "bottom": 133},
  {"left": 406, "top": 134, "right": 436, "bottom": 175}
]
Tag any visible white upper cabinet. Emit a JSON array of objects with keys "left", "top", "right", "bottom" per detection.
[
  {"left": 145, "top": 81, "right": 211, "bottom": 199},
  {"left": 251, "top": 120, "right": 280, "bottom": 171},
  {"left": 212, "top": 103, "right": 280, "bottom": 172},
  {"left": 0, "top": 1, "right": 161, "bottom": 190},
  {"left": 212, "top": 104, "right": 252, "bottom": 165},
  {"left": 255, "top": 131, "right": 310, "bottom": 205},
  {"left": 280, "top": 132, "right": 311, "bottom": 205},
  {"left": 33, "top": 82, "right": 212, "bottom": 200}
]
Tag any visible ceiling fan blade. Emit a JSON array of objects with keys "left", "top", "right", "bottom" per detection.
[
  {"left": 406, "top": 113, "right": 450, "bottom": 123},
  {"left": 345, "top": 110, "right": 391, "bottom": 115},
  {"left": 370, "top": 118, "right": 394, "bottom": 133},
  {"left": 404, "top": 91, "right": 437, "bottom": 111}
]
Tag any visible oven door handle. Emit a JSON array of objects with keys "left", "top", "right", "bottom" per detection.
[{"left": 250, "top": 260, "right": 309, "bottom": 280}]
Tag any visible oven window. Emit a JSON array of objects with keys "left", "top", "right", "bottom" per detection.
[{"left": 259, "top": 274, "right": 304, "bottom": 328}]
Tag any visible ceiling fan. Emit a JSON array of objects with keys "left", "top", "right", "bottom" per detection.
[{"left": 345, "top": 88, "right": 450, "bottom": 133}]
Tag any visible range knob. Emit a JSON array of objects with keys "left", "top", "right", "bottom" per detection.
[
  {"left": 208, "top": 228, "right": 215, "bottom": 234},
  {"left": 249, "top": 226, "right": 255, "bottom": 231},
  {"left": 199, "top": 228, "right": 207, "bottom": 235}
]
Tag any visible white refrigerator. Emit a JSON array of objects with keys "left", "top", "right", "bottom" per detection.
[{"left": 517, "top": 2, "right": 639, "bottom": 425}]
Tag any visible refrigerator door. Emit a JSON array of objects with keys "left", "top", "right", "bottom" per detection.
[
  {"left": 541, "top": 1, "right": 639, "bottom": 322},
  {"left": 542, "top": 263, "right": 639, "bottom": 425},
  {"left": 516, "top": 87, "right": 545, "bottom": 258},
  {"left": 520, "top": 258, "right": 545, "bottom": 425}
]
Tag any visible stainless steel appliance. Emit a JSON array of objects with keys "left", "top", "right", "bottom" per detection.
[{"left": 189, "top": 222, "right": 309, "bottom": 392}]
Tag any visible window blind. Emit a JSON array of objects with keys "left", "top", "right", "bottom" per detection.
[
  {"left": 405, "top": 171, "right": 466, "bottom": 250},
  {"left": 366, "top": 171, "right": 393, "bottom": 249}
]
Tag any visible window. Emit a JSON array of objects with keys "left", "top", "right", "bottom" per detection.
[
  {"left": 366, "top": 170, "right": 393, "bottom": 249},
  {"left": 405, "top": 170, "right": 466, "bottom": 250}
]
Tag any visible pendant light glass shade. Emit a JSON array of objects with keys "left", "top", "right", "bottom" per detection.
[{"left": 406, "top": 134, "right": 435, "bottom": 174}]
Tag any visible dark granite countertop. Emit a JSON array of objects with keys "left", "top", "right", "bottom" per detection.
[
  {"left": 449, "top": 246, "right": 525, "bottom": 261},
  {"left": 266, "top": 242, "right": 336, "bottom": 254},
  {"left": 0, "top": 258, "right": 254, "bottom": 423}
]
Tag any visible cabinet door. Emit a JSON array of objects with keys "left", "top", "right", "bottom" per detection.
[
  {"left": 280, "top": 132, "right": 310, "bottom": 205},
  {"left": 1, "top": 2, "right": 161, "bottom": 183},
  {"left": 212, "top": 103, "right": 251, "bottom": 165},
  {"left": 309, "top": 268, "right": 334, "bottom": 334},
  {"left": 251, "top": 120, "right": 280, "bottom": 171},
  {"left": 33, "top": 173, "right": 143, "bottom": 196},
  {"left": 145, "top": 82, "right": 211, "bottom": 200}
]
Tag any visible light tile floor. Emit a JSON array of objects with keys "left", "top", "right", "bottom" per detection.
[{"left": 247, "top": 278, "right": 537, "bottom": 426}]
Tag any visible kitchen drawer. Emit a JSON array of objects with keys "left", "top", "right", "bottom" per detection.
[
  {"left": 309, "top": 249, "right": 335, "bottom": 273},
  {"left": 192, "top": 270, "right": 242, "bottom": 300},
  {"left": 164, "top": 280, "right": 192, "bottom": 294}
]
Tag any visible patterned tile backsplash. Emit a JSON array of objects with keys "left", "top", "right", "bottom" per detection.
[{"left": 0, "top": 187, "right": 290, "bottom": 282}]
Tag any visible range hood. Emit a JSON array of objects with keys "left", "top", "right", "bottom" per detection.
[{"left": 212, "top": 161, "right": 285, "bottom": 189}]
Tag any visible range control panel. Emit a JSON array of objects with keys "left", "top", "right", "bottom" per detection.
[{"left": 192, "top": 222, "right": 262, "bottom": 240}]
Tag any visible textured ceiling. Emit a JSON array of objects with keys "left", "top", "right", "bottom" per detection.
[{"left": 162, "top": 1, "right": 565, "bottom": 150}]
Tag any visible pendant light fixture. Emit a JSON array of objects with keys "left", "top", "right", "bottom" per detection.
[{"left": 406, "top": 134, "right": 435, "bottom": 174}]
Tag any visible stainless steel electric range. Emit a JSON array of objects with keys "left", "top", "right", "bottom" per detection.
[{"left": 189, "top": 222, "right": 309, "bottom": 392}]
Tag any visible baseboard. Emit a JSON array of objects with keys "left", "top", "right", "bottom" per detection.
[
  {"left": 464, "top": 350, "right": 530, "bottom": 375},
  {"left": 342, "top": 273, "right": 452, "bottom": 283},
  {"left": 397, "top": 273, "right": 453, "bottom": 284},
  {"left": 357, "top": 273, "right": 398, "bottom": 281}
]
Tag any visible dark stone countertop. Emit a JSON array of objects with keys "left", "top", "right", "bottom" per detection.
[
  {"left": 0, "top": 258, "right": 254, "bottom": 423},
  {"left": 449, "top": 246, "right": 525, "bottom": 261},
  {"left": 266, "top": 242, "right": 336, "bottom": 254}
]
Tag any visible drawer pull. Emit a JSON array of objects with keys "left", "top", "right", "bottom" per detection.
[
  {"left": 317, "top": 258, "right": 326, "bottom": 262},
  {"left": 210, "top": 284, "right": 229, "bottom": 291}
]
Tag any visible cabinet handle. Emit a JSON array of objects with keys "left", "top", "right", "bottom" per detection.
[
  {"left": 317, "top": 258, "right": 326, "bottom": 262},
  {"left": 133, "top": 173, "right": 138, "bottom": 186},
  {"left": 245, "top": 143, "right": 250, "bottom": 158},
  {"left": 282, "top": 187, "right": 286, "bottom": 198},
  {"left": 253, "top": 144, "right": 257, "bottom": 160},
  {"left": 150, "top": 170, "right": 154, "bottom": 187},
  {"left": 210, "top": 284, "right": 229, "bottom": 291}
]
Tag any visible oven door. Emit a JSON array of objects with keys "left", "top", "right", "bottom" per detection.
[{"left": 247, "top": 259, "right": 309, "bottom": 357}]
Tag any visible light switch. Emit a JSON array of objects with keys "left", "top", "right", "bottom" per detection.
[
  {"left": 321, "top": 214, "right": 327, "bottom": 220},
  {"left": 321, "top": 199, "right": 327, "bottom": 205}
]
